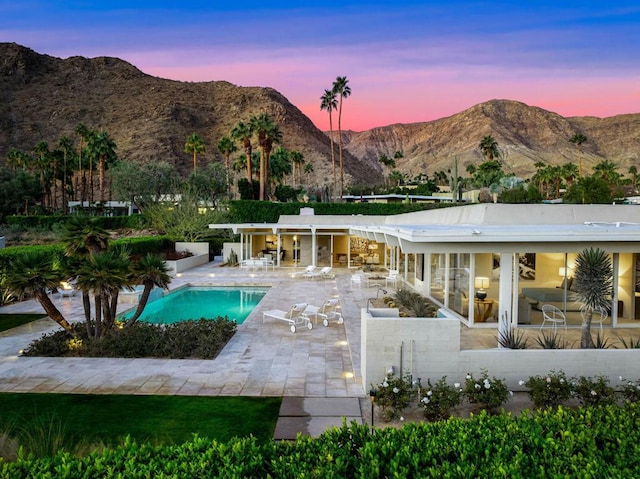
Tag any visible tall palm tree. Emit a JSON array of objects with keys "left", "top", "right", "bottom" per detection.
[
  {"left": 184, "top": 133, "right": 205, "bottom": 174},
  {"left": 57, "top": 136, "right": 74, "bottom": 213},
  {"left": 332, "top": 76, "right": 351, "bottom": 200},
  {"left": 217, "top": 136, "right": 237, "bottom": 197},
  {"left": 629, "top": 165, "right": 638, "bottom": 191},
  {"left": 33, "top": 140, "right": 52, "bottom": 209},
  {"left": 303, "top": 162, "right": 314, "bottom": 184},
  {"left": 290, "top": 150, "right": 305, "bottom": 186},
  {"left": 125, "top": 253, "right": 171, "bottom": 327},
  {"left": 230, "top": 121, "right": 254, "bottom": 190},
  {"left": 250, "top": 113, "right": 281, "bottom": 200},
  {"left": 573, "top": 247, "right": 613, "bottom": 348},
  {"left": 320, "top": 88, "right": 338, "bottom": 195},
  {"left": 75, "top": 123, "right": 90, "bottom": 202},
  {"left": 4, "top": 252, "right": 76, "bottom": 337},
  {"left": 378, "top": 154, "right": 396, "bottom": 187},
  {"left": 569, "top": 133, "right": 587, "bottom": 177},
  {"left": 479, "top": 135, "right": 500, "bottom": 162}
]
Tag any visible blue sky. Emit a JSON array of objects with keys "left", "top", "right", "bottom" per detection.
[{"left": 2, "top": 1, "right": 639, "bottom": 130}]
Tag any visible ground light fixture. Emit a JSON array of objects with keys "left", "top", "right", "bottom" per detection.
[{"left": 369, "top": 388, "right": 377, "bottom": 429}]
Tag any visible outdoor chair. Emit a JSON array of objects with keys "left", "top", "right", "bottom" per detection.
[
  {"left": 581, "top": 306, "right": 608, "bottom": 332},
  {"left": 262, "top": 302, "right": 311, "bottom": 333},
  {"left": 385, "top": 269, "right": 400, "bottom": 288},
  {"left": 350, "top": 273, "right": 364, "bottom": 288},
  {"left": 540, "top": 304, "right": 567, "bottom": 331}
]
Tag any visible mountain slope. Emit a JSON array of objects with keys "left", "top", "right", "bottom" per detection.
[{"left": 0, "top": 42, "right": 374, "bottom": 186}]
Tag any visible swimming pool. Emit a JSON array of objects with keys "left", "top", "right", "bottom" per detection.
[{"left": 122, "top": 286, "right": 269, "bottom": 325}]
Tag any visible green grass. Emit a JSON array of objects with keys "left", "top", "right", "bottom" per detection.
[
  {"left": 0, "top": 393, "right": 281, "bottom": 446},
  {"left": 0, "top": 313, "right": 46, "bottom": 332}
]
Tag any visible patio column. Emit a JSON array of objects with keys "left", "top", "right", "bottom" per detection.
[
  {"left": 311, "top": 227, "right": 317, "bottom": 267},
  {"left": 612, "top": 253, "right": 619, "bottom": 325},
  {"left": 240, "top": 233, "right": 244, "bottom": 262},
  {"left": 498, "top": 252, "right": 515, "bottom": 342}
]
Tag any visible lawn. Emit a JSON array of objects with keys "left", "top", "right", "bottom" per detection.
[
  {"left": 0, "top": 393, "right": 281, "bottom": 446},
  {"left": 0, "top": 313, "right": 46, "bottom": 333}
]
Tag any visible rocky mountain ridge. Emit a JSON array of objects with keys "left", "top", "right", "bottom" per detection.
[{"left": 1, "top": 42, "right": 639, "bottom": 187}]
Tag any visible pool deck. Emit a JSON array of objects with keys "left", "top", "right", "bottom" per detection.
[{"left": 0, "top": 261, "right": 376, "bottom": 437}]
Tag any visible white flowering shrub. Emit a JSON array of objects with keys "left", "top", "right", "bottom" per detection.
[
  {"left": 419, "top": 376, "right": 463, "bottom": 421},
  {"left": 463, "top": 370, "right": 510, "bottom": 413},
  {"left": 573, "top": 375, "right": 616, "bottom": 407},
  {"left": 620, "top": 377, "right": 640, "bottom": 403},
  {"left": 523, "top": 370, "right": 573, "bottom": 408},
  {"left": 373, "top": 373, "right": 415, "bottom": 422}
]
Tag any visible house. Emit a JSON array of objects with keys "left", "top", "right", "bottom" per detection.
[{"left": 211, "top": 203, "right": 640, "bottom": 388}]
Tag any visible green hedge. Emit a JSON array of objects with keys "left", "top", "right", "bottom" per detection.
[
  {"left": 5, "top": 215, "right": 147, "bottom": 230},
  {"left": 3, "top": 404, "right": 640, "bottom": 477},
  {"left": 226, "top": 200, "right": 452, "bottom": 223}
]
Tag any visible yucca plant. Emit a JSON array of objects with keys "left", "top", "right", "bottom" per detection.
[
  {"left": 497, "top": 313, "right": 528, "bottom": 349},
  {"left": 573, "top": 247, "right": 613, "bottom": 348},
  {"left": 616, "top": 336, "right": 640, "bottom": 349}
]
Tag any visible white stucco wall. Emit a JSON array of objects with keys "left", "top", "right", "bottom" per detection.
[{"left": 362, "top": 310, "right": 640, "bottom": 393}]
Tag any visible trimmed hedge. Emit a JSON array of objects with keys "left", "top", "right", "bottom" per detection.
[
  {"left": 226, "top": 200, "right": 452, "bottom": 223},
  {"left": 2, "top": 404, "right": 640, "bottom": 476},
  {"left": 5, "top": 214, "right": 147, "bottom": 230}
]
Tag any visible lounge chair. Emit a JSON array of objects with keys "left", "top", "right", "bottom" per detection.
[
  {"left": 318, "top": 299, "right": 343, "bottom": 327},
  {"left": 304, "top": 266, "right": 333, "bottom": 280},
  {"left": 262, "top": 302, "right": 312, "bottom": 333},
  {"left": 293, "top": 265, "right": 316, "bottom": 277}
]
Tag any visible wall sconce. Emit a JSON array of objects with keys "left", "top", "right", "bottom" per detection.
[{"left": 474, "top": 276, "right": 490, "bottom": 300}]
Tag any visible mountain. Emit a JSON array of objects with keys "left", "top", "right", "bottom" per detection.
[
  {"left": 0, "top": 42, "right": 374, "bottom": 187},
  {"left": 342, "top": 100, "right": 640, "bottom": 179},
  {"left": 1, "top": 43, "right": 639, "bottom": 188}
]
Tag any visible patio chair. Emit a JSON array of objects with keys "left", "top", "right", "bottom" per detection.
[
  {"left": 540, "top": 304, "right": 567, "bottom": 331},
  {"left": 350, "top": 273, "right": 364, "bottom": 288},
  {"left": 581, "top": 306, "right": 608, "bottom": 332},
  {"left": 318, "top": 299, "right": 343, "bottom": 327},
  {"left": 304, "top": 266, "right": 333, "bottom": 280},
  {"left": 294, "top": 265, "right": 316, "bottom": 277},
  {"left": 385, "top": 270, "right": 400, "bottom": 288},
  {"left": 262, "top": 302, "right": 312, "bottom": 333}
]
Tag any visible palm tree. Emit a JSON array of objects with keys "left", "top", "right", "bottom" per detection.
[
  {"left": 184, "top": 133, "right": 205, "bottom": 174},
  {"left": 230, "top": 121, "right": 254, "bottom": 189},
  {"left": 629, "top": 165, "right": 639, "bottom": 191},
  {"left": 304, "top": 162, "right": 314, "bottom": 183},
  {"left": 57, "top": 136, "right": 73, "bottom": 213},
  {"left": 87, "top": 131, "right": 118, "bottom": 203},
  {"left": 250, "top": 113, "right": 281, "bottom": 200},
  {"left": 290, "top": 151, "right": 305, "bottom": 186},
  {"left": 479, "top": 135, "right": 500, "bottom": 162},
  {"left": 378, "top": 154, "right": 396, "bottom": 186},
  {"left": 33, "top": 140, "right": 52, "bottom": 209},
  {"left": 125, "top": 253, "right": 171, "bottom": 327},
  {"left": 332, "top": 76, "right": 351, "bottom": 199},
  {"left": 320, "top": 88, "right": 338, "bottom": 194},
  {"left": 569, "top": 133, "right": 587, "bottom": 177},
  {"left": 593, "top": 159, "right": 620, "bottom": 184},
  {"left": 217, "top": 136, "right": 237, "bottom": 197},
  {"left": 573, "top": 247, "right": 612, "bottom": 348},
  {"left": 75, "top": 123, "right": 90, "bottom": 202},
  {"left": 4, "top": 252, "right": 76, "bottom": 336}
]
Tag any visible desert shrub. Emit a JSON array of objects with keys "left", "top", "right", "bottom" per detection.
[
  {"left": 619, "top": 378, "right": 640, "bottom": 403},
  {"left": 419, "top": 377, "right": 463, "bottom": 421},
  {"left": 616, "top": 336, "right": 640, "bottom": 349},
  {"left": 535, "top": 330, "right": 568, "bottom": 349},
  {"left": 22, "top": 318, "right": 237, "bottom": 359},
  {"left": 464, "top": 370, "right": 510, "bottom": 413},
  {"left": 522, "top": 370, "right": 573, "bottom": 408},
  {"left": 373, "top": 373, "right": 415, "bottom": 422},
  {"left": 392, "top": 288, "right": 438, "bottom": 317},
  {"left": 573, "top": 375, "right": 616, "bottom": 407}
]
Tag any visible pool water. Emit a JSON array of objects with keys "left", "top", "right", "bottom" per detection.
[{"left": 122, "top": 286, "right": 269, "bottom": 325}]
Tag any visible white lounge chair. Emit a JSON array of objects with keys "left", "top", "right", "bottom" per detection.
[
  {"left": 263, "top": 302, "right": 312, "bottom": 333},
  {"left": 304, "top": 266, "right": 333, "bottom": 280},
  {"left": 318, "top": 299, "right": 343, "bottom": 327},
  {"left": 294, "top": 265, "right": 316, "bottom": 277}
]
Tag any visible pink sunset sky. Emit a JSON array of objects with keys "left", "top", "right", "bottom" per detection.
[{"left": 2, "top": 1, "right": 639, "bottom": 131}]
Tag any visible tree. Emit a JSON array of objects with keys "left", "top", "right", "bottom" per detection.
[
  {"left": 592, "top": 159, "right": 621, "bottom": 184},
  {"left": 569, "top": 133, "right": 587, "bottom": 177},
  {"left": 75, "top": 123, "right": 90, "bottom": 202},
  {"left": 573, "top": 247, "right": 612, "bottom": 348},
  {"left": 57, "top": 136, "right": 74, "bottom": 213},
  {"left": 332, "top": 76, "right": 351, "bottom": 199},
  {"left": 110, "top": 160, "right": 179, "bottom": 211},
  {"left": 472, "top": 160, "right": 504, "bottom": 188},
  {"left": 378, "top": 154, "right": 396, "bottom": 187},
  {"left": 250, "top": 113, "right": 281, "bottom": 201},
  {"left": 33, "top": 140, "right": 52, "bottom": 209},
  {"left": 290, "top": 151, "right": 305, "bottom": 186},
  {"left": 184, "top": 133, "right": 205, "bottom": 174},
  {"left": 188, "top": 162, "right": 228, "bottom": 208},
  {"left": 217, "top": 136, "right": 237, "bottom": 197},
  {"left": 269, "top": 146, "right": 293, "bottom": 189},
  {"left": 479, "top": 135, "right": 500, "bottom": 162},
  {"left": 125, "top": 254, "right": 171, "bottom": 327},
  {"left": 628, "top": 165, "right": 638, "bottom": 191},
  {"left": 320, "top": 88, "right": 338, "bottom": 195},
  {"left": 230, "top": 121, "right": 254, "bottom": 190},
  {"left": 87, "top": 131, "right": 118, "bottom": 202},
  {"left": 4, "top": 252, "right": 76, "bottom": 336},
  {"left": 563, "top": 175, "right": 612, "bottom": 204}
]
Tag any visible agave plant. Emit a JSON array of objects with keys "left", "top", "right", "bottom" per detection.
[{"left": 535, "top": 330, "right": 568, "bottom": 349}]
